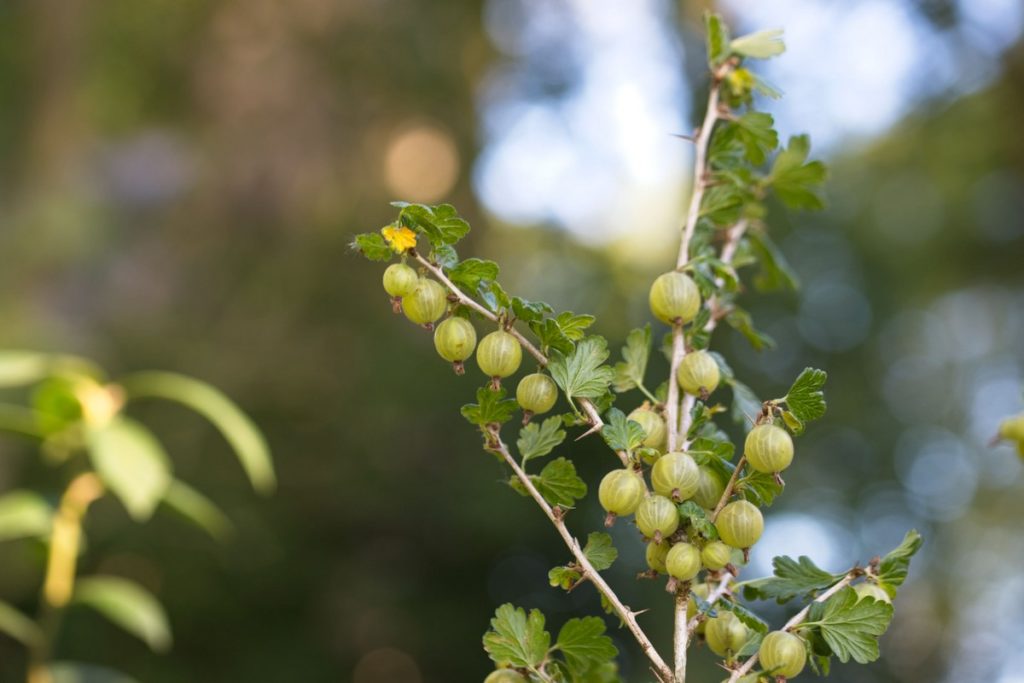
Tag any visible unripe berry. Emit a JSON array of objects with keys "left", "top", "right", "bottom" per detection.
[
  {"left": 382, "top": 263, "right": 419, "bottom": 297},
  {"left": 666, "top": 542, "right": 702, "bottom": 581},
  {"left": 433, "top": 317, "right": 477, "bottom": 366},
  {"left": 651, "top": 452, "right": 700, "bottom": 501},
  {"left": 692, "top": 466, "right": 725, "bottom": 509},
  {"left": 649, "top": 271, "right": 701, "bottom": 325},
  {"left": 759, "top": 631, "right": 806, "bottom": 679},
  {"left": 646, "top": 541, "right": 671, "bottom": 573},
  {"left": 854, "top": 582, "right": 892, "bottom": 604},
  {"left": 635, "top": 495, "right": 680, "bottom": 540},
  {"left": 628, "top": 407, "right": 666, "bottom": 451},
  {"left": 745, "top": 423, "right": 794, "bottom": 474},
  {"left": 477, "top": 330, "right": 522, "bottom": 379},
  {"left": 677, "top": 350, "right": 720, "bottom": 396},
  {"left": 701, "top": 540, "right": 733, "bottom": 571},
  {"left": 402, "top": 278, "right": 447, "bottom": 325},
  {"left": 598, "top": 470, "right": 645, "bottom": 517},
  {"left": 715, "top": 500, "right": 763, "bottom": 549},
  {"left": 484, "top": 670, "right": 527, "bottom": 683},
  {"left": 999, "top": 414, "right": 1024, "bottom": 442},
  {"left": 706, "top": 611, "right": 751, "bottom": 659},
  {"left": 516, "top": 373, "right": 558, "bottom": 415}
]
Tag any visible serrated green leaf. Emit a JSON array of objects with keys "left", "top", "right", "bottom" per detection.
[
  {"left": 119, "top": 372, "right": 275, "bottom": 494},
  {"left": 511, "top": 297, "right": 553, "bottom": 323},
  {"left": 549, "top": 565, "right": 582, "bottom": 590},
  {"left": 582, "top": 532, "right": 617, "bottom": 571},
  {"left": 741, "top": 556, "right": 846, "bottom": 604},
  {"left": 782, "top": 367, "right": 827, "bottom": 425},
  {"left": 86, "top": 417, "right": 171, "bottom": 521},
  {"left": 768, "top": 135, "right": 827, "bottom": 211},
  {"left": 719, "top": 600, "right": 770, "bottom": 634},
  {"left": 804, "top": 587, "right": 893, "bottom": 664},
  {"left": 678, "top": 501, "right": 718, "bottom": 540},
  {"left": 720, "top": 112, "right": 779, "bottom": 166},
  {"left": 430, "top": 244, "right": 458, "bottom": 269},
  {"left": 350, "top": 232, "right": 393, "bottom": 261},
  {"left": 73, "top": 576, "right": 172, "bottom": 652},
  {"left": 394, "top": 202, "right": 470, "bottom": 247},
  {"left": 461, "top": 386, "right": 518, "bottom": 427},
  {"left": 483, "top": 604, "right": 550, "bottom": 669},
  {"left": 479, "top": 280, "right": 512, "bottom": 314},
  {"left": 0, "top": 600, "right": 43, "bottom": 646},
  {"left": 612, "top": 325, "right": 651, "bottom": 393},
  {"left": 518, "top": 417, "right": 566, "bottom": 463},
  {"left": 0, "top": 491, "right": 52, "bottom": 542},
  {"left": 556, "top": 617, "right": 618, "bottom": 674},
  {"left": 448, "top": 258, "right": 499, "bottom": 292},
  {"left": 548, "top": 337, "right": 615, "bottom": 404},
  {"left": 601, "top": 408, "right": 646, "bottom": 452},
  {"left": 737, "top": 470, "right": 783, "bottom": 507},
  {"left": 877, "top": 529, "right": 922, "bottom": 590},
  {"left": 730, "top": 28, "right": 785, "bottom": 59},
  {"left": 556, "top": 312, "right": 596, "bottom": 341},
  {"left": 533, "top": 457, "right": 587, "bottom": 507},
  {"left": 705, "top": 12, "right": 731, "bottom": 66}
]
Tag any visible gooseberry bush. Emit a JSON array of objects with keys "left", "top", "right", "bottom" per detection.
[
  {"left": 0, "top": 351, "right": 273, "bottom": 683},
  {"left": 354, "top": 14, "right": 920, "bottom": 683}
]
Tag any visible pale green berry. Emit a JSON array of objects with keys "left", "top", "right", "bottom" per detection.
[
  {"left": 701, "top": 541, "right": 733, "bottom": 571},
  {"left": 649, "top": 271, "right": 701, "bottom": 325},
  {"left": 651, "top": 451, "right": 700, "bottom": 501},
  {"left": 745, "top": 424, "right": 794, "bottom": 474},
  {"left": 401, "top": 278, "right": 447, "bottom": 324},
  {"left": 635, "top": 495, "right": 680, "bottom": 541},
  {"left": 759, "top": 631, "right": 807, "bottom": 679},
  {"left": 628, "top": 407, "right": 666, "bottom": 451},
  {"left": 706, "top": 611, "right": 751, "bottom": 659},
  {"left": 476, "top": 330, "right": 522, "bottom": 378},
  {"left": 854, "top": 582, "right": 892, "bottom": 604},
  {"left": 598, "top": 469, "right": 645, "bottom": 517},
  {"left": 433, "top": 317, "right": 477, "bottom": 365},
  {"left": 516, "top": 373, "right": 558, "bottom": 415},
  {"left": 484, "top": 670, "right": 527, "bottom": 683},
  {"left": 715, "top": 500, "right": 763, "bottom": 549},
  {"left": 677, "top": 350, "right": 720, "bottom": 396},
  {"left": 665, "top": 542, "right": 701, "bottom": 581},
  {"left": 692, "top": 466, "right": 725, "bottom": 509},
  {"left": 382, "top": 263, "right": 419, "bottom": 297},
  {"left": 646, "top": 541, "right": 671, "bottom": 573}
]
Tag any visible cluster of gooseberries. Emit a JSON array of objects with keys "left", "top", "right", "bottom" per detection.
[{"left": 383, "top": 262, "right": 558, "bottom": 415}]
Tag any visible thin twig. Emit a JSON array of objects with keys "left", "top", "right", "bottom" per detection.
[
  {"left": 412, "top": 251, "right": 615, "bottom": 459},
  {"left": 687, "top": 571, "right": 735, "bottom": 635},
  {"left": 727, "top": 572, "right": 858, "bottom": 682},
  {"left": 673, "top": 588, "right": 690, "bottom": 682},
  {"left": 490, "top": 432, "right": 675, "bottom": 683},
  {"left": 710, "top": 456, "right": 746, "bottom": 522},
  {"left": 666, "top": 82, "right": 723, "bottom": 453}
]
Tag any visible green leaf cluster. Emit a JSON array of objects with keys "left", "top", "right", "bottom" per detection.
[
  {"left": 802, "top": 587, "right": 894, "bottom": 664},
  {"left": 741, "top": 556, "right": 846, "bottom": 603},
  {"left": 483, "top": 604, "right": 618, "bottom": 681},
  {"left": 461, "top": 386, "right": 518, "bottom": 427}
]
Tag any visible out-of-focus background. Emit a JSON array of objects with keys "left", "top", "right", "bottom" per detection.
[{"left": 0, "top": 0, "right": 1022, "bottom": 681}]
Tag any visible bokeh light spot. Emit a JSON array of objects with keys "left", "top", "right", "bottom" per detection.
[{"left": 384, "top": 124, "right": 460, "bottom": 202}]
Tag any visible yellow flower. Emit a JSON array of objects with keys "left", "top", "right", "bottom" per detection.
[{"left": 381, "top": 225, "right": 417, "bottom": 253}]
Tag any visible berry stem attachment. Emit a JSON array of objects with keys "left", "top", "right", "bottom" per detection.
[
  {"left": 726, "top": 570, "right": 860, "bottom": 682},
  {"left": 487, "top": 428, "right": 674, "bottom": 683},
  {"left": 411, "top": 251, "right": 613, "bottom": 454}
]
